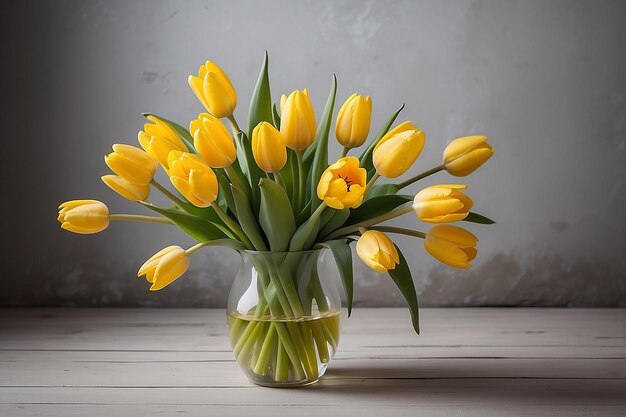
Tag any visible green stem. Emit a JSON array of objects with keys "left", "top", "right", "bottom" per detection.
[
  {"left": 364, "top": 172, "right": 381, "bottom": 196},
  {"left": 325, "top": 204, "right": 413, "bottom": 240},
  {"left": 210, "top": 202, "right": 254, "bottom": 250},
  {"left": 295, "top": 150, "right": 305, "bottom": 211},
  {"left": 370, "top": 226, "right": 426, "bottom": 239},
  {"left": 253, "top": 324, "right": 277, "bottom": 375},
  {"left": 275, "top": 340, "right": 289, "bottom": 382},
  {"left": 108, "top": 214, "right": 173, "bottom": 225},
  {"left": 340, "top": 147, "right": 349, "bottom": 158},
  {"left": 396, "top": 164, "right": 445, "bottom": 190},
  {"left": 273, "top": 171, "right": 287, "bottom": 193},
  {"left": 150, "top": 179, "right": 189, "bottom": 211},
  {"left": 226, "top": 114, "right": 242, "bottom": 135},
  {"left": 225, "top": 165, "right": 249, "bottom": 196}
]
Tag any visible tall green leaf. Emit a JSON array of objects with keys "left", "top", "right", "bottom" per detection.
[
  {"left": 309, "top": 75, "right": 337, "bottom": 213},
  {"left": 272, "top": 103, "right": 281, "bottom": 128},
  {"left": 318, "top": 240, "right": 354, "bottom": 316},
  {"left": 247, "top": 51, "right": 273, "bottom": 136},
  {"left": 464, "top": 212, "right": 496, "bottom": 224},
  {"left": 142, "top": 113, "right": 197, "bottom": 154},
  {"left": 319, "top": 209, "right": 350, "bottom": 239},
  {"left": 259, "top": 178, "right": 296, "bottom": 251},
  {"left": 234, "top": 131, "right": 263, "bottom": 211},
  {"left": 366, "top": 183, "right": 399, "bottom": 199},
  {"left": 139, "top": 203, "right": 229, "bottom": 242},
  {"left": 388, "top": 245, "right": 420, "bottom": 334},
  {"left": 231, "top": 185, "right": 267, "bottom": 251},
  {"left": 346, "top": 194, "right": 412, "bottom": 226},
  {"left": 359, "top": 104, "right": 405, "bottom": 179}
]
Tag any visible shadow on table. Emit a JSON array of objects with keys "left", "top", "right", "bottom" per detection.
[{"left": 305, "top": 361, "right": 625, "bottom": 404}]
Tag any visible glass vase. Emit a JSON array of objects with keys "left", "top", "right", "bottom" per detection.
[{"left": 227, "top": 249, "right": 342, "bottom": 387}]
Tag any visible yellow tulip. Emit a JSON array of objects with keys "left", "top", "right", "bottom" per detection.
[
  {"left": 101, "top": 175, "right": 150, "bottom": 202},
  {"left": 443, "top": 135, "right": 494, "bottom": 176},
  {"left": 373, "top": 121, "right": 425, "bottom": 178},
  {"left": 138, "top": 245, "right": 189, "bottom": 291},
  {"left": 251, "top": 122, "right": 287, "bottom": 173},
  {"left": 317, "top": 156, "right": 367, "bottom": 209},
  {"left": 356, "top": 230, "right": 400, "bottom": 272},
  {"left": 167, "top": 150, "right": 219, "bottom": 208},
  {"left": 188, "top": 61, "right": 237, "bottom": 118},
  {"left": 424, "top": 225, "right": 478, "bottom": 269},
  {"left": 280, "top": 89, "right": 317, "bottom": 150},
  {"left": 413, "top": 184, "right": 473, "bottom": 223},
  {"left": 104, "top": 144, "right": 157, "bottom": 185},
  {"left": 138, "top": 116, "right": 187, "bottom": 168},
  {"left": 336, "top": 93, "right": 372, "bottom": 149},
  {"left": 57, "top": 200, "right": 109, "bottom": 234},
  {"left": 189, "top": 113, "right": 237, "bottom": 168}
]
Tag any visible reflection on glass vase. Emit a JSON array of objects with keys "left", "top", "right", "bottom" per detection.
[{"left": 227, "top": 249, "right": 342, "bottom": 387}]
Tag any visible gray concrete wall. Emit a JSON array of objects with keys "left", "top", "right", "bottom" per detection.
[{"left": 1, "top": 0, "right": 625, "bottom": 307}]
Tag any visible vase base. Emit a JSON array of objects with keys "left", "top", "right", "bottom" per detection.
[{"left": 249, "top": 377, "right": 319, "bottom": 388}]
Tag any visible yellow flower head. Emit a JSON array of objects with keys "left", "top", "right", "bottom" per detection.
[
  {"left": 317, "top": 156, "right": 367, "bottom": 209},
  {"left": 373, "top": 121, "right": 425, "bottom": 178},
  {"left": 413, "top": 184, "right": 473, "bottom": 223},
  {"left": 189, "top": 113, "right": 237, "bottom": 168},
  {"left": 443, "top": 135, "right": 494, "bottom": 177},
  {"left": 424, "top": 225, "right": 478, "bottom": 269},
  {"left": 188, "top": 61, "right": 237, "bottom": 118},
  {"left": 138, "top": 116, "right": 187, "bottom": 169},
  {"left": 138, "top": 245, "right": 189, "bottom": 291},
  {"left": 280, "top": 89, "right": 317, "bottom": 151},
  {"left": 57, "top": 200, "right": 109, "bottom": 234},
  {"left": 104, "top": 144, "right": 157, "bottom": 185},
  {"left": 167, "top": 151, "right": 219, "bottom": 208},
  {"left": 252, "top": 121, "right": 287, "bottom": 173},
  {"left": 101, "top": 175, "right": 150, "bottom": 202},
  {"left": 356, "top": 230, "right": 400, "bottom": 272},
  {"left": 336, "top": 93, "right": 372, "bottom": 149}
]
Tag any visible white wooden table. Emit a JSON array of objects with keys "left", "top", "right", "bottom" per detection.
[{"left": 1, "top": 308, "right": 624, "bottom": 416}]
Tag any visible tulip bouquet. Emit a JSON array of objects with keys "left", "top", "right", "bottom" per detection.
[{"left": 58, "top": 53, "right": 494, "bottom": 386}]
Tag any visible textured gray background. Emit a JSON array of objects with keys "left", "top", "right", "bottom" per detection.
[{"left": 1, "top": 0, "right": 625, "bottom": 307}]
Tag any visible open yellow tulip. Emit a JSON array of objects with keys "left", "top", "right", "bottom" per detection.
[
  {"left": 280, "top": 89, "right": 317, "bottom": 151},
  {"left": 188, "top": 61, "right": 237, "bottom": 118},
  {"left": 373, "top": 122, "right": 425, "bottom": 178},
  {"left": 138, "top": 246, "right": 189, "bottom": 291},
  {"left": 443, "top": 135, "right": 494, "bottom": 176},
  {"left": 356, "top": 230, "right": 399, "bottom": 272},
  {"left": 57, "top": 200, "right": 109, "bottom": 234},
  {"left": 252, "top": 122, "right": 287, "bottom": 173},
  {"left": 317, "top": 157, "right": 367, "bottom": 209},
  {"left": 138, "top": 116, "right": 188, "bottom": 168},
  {"left": 101, "top": 175, "right": 150, "bottom": 202},
  {"left": 104, "top": 144, "right": 157, "bottom": 185},
  {"left": 190, "top": 113, "right": 237, "bottom": 168},
  {"left": 413, "top": 184, "right": 473, "bottom": 223},
  {"left": 424, "top": 224, "right": 478, "bottom": 269},
  {"left": 336, "top": 93, "right": 372, "bottom": 149},
  {"left": 167, "top": 151, "right": 219, "bottom": 208}
]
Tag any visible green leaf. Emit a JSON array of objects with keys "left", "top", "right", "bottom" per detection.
[
  {"left": 139, "top": 203, "right": 228, "bottom": 242},
  {"left": 215, "top": 169, "right": 235, "bottom": 212},
  {"left": 272, "top": 103, "right": 281, "bottom": 128},
  {"left": 289, "top": 216, "right": 320, "bottom": 252},
  {"left": 346, "top": 194, "right": 412, "bottom": 226},
  {"left": 366, "top": 183, "right": 399, "bottom": 199},
  {"left": 319, "top": 209, "right": 350, "bottom": 239},
  {"left": 247, "top": 51, "right": 273, "bottom": 136},
  {"left": 318, "top": 240, "right": 354, "bottom": 317},
  {"left": 259, "top": 178, "right": 296, "bottom": 251},
  {"left": 200, "top": 238, "right": 246, "bottom": 251},
  {"left": 464, "top": 212, "right": 496, "bottom": 224},
  {"left": 358, "top": 104, "right": 405, "bottom": 179},
  {"left": 231, "top": 185, "right": 268, "bottom": 251},
  {"left": 234, "top": 131, "right": 264, "bottom": 211},
  {"left": 142, "top": 113, "right": 197, "bottom": 154},
  {"left": 388, "top": 245, "right": 420, "bottom": 334},
  {"left": 309, "top": 75, "right": 337, "bottom": 213}
]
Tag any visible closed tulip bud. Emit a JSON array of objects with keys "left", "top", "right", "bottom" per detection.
[
  {"left": 373, "top": 121, "right": 425, "bottom": 178},
  {"left": 101, "top": 175, "right": 150, "bottom": 202},
  {"left": 356, "top": 230, "right": 400, "bottom": 272},
  {"left": 336, "top": 93, "right": 372, "bottom": 149},
  {"left": 443, "top": 135, "right": 494, "bottom": 177},
  {"left": 188, "top": 61, "right": 237, "bottom": 118},
  {"left": 104, "top": 144, "right": 157, "bottom": 185},
  {"left": 280, "top": 89, "right": 317, "bottom": 151},
  {"left": 167, "top": 151, "right": 219, "bottom": 208},
  {"left": 252, "top": 122, "right": 287, "bottom": 173},
  {"left": 190, "top": 113, "right": 237, "bottom": 168},
  {"left": 57, "top": 200, "right": 109, "bottom": 234},
  {"left": 138, "top": 246, "right": 189, "bottom": 291},
  {"left": 279, "top": 94, "right": 287, "bottom": 114},
  {"left": 413, "top": 184, "right": 473, "bottom": 223},
  {"left": 138, "top": 116, "right": 187, "bottom": 168},
  {"left": 424, "top": 225, "right": 478, "bottom": 269},
  {"left": 317, "top": 156, "right": 367, "bottom": 209}
]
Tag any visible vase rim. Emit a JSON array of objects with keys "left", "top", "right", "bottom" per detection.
[{"left": 238, "top": 248, "right": 325, "bottom": 256}]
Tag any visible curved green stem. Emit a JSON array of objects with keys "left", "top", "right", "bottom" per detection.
[
  {"left": 210, "top": 202, "right": 255, "bottom": 250},
  {"left": 325, "top": 204, "right": 413, "bottom": 240},
  {"left": 150, "top": 180, "right": 189, "bottom": 211},
  {"left": 369, "top": 226, "right": 426, "bottom": 239},
  {"left": 108, "top": 214, "right": 173, "bottom": 225},
  {"left": 396, "top": 165, "right": 445, "bottom": 190},
  {"left": 295, "top": 150, "right": 305, "bottom": 211},
  {"left": 364, "top": 172, "right": 381, "bottom": 196},
  {"left": 226, "top": 114, "right": 242, "bottom": 135},
  {"left": 340, "top": 147, "right": 349, "bottom": 158}
]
